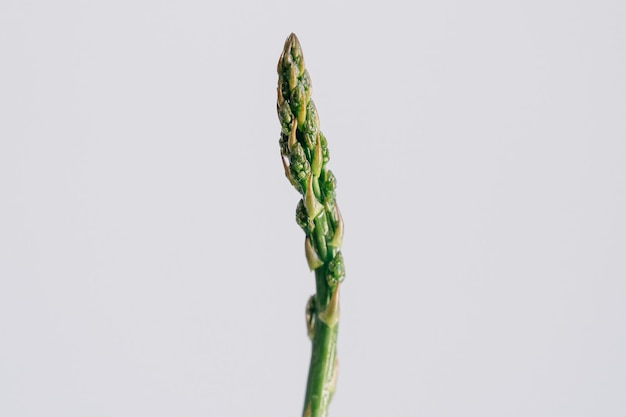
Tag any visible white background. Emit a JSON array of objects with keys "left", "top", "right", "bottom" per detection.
[{"left": 1, "top": 1, "right": 625, "bottom": 416}]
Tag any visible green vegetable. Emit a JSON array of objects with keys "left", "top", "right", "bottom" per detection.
[{"left": 277, "top": 33, "right": 346, "bottom": 417}]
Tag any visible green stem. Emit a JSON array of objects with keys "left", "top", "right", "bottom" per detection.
[{"left": 303, "top": 268, "right": 339, "bottom": 417}]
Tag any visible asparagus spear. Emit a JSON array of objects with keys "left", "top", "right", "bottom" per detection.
[{"left": 277, "top": 33, "right": 345, "bottom": 417}]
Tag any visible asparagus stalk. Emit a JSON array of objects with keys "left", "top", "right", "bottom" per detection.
[{"left": 276, "top": 33, "right": 345, "bottom": 417}]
